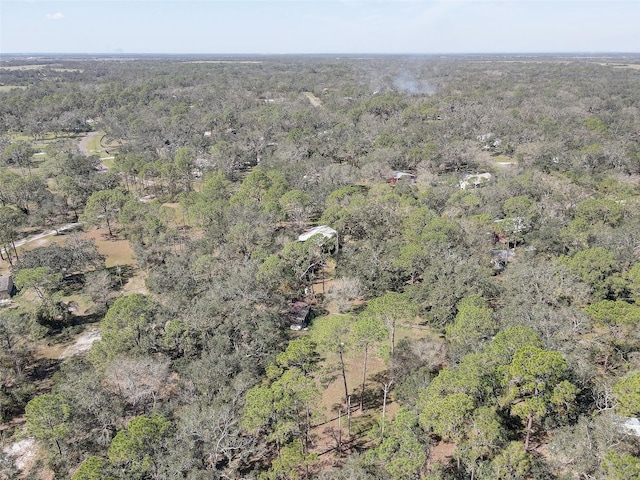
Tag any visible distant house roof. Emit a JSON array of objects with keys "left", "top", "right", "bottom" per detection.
[
  {"left": 390, "top": 171, "right": 416, "bottom": 185},
  {"left": 289, "top": 301, "right": 311, "bottom": 330},
  {"left": 492, "top": 249, "right": 515, "bottom": 271},
  {"left": 0, "top": 275, "right": 14, "bottom": 301},
  {"left": 622, "top": 417, "right": 640, "bottom": 437},
  {"left": 460, "top": 172, "right": 492, "bottom": 190},
  {"left": 0, "top": 275, "right": 12, "bottom": 293},
  {"left": 392, "top": 171, "right": 415, "bottom": 179},
  {"left": 298, "top": 225, "right": 337, "bottom": 242},
  {"left": 495, "top": 216, "right": 529, "bottom": 234}
]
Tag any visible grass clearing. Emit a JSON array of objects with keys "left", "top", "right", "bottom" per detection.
[
  {"left": 2, "top": 225, "right": 144, "bottom": 361},
  {"left": 0, "top": 65, "right": 46, "bottom": 71},
  {"left": 0, "top": 226, "right": 143, "bottom": 288},
  {"left": 80, "top": 227, "right": 137, "bottom": 268},
  {"left": 102, "top": 157, "right": 116, "bottom": 169},
  {"left": 596, "top": 62, "right": 640, "bottom": 70},
  {"left": 78, "top": 131, "right": 121, "bottom": 160},
  {"left": 85, "top": 132, "right": 104, "bottom": 154},
  {"left": 493, "top": 154, "right": 515, "bottom": 164},
  {"left": 161, "top": 202, "right": 186, "bottom": 225},
  {"left": 303, "top": 92, "right": 322, "bottom": 107},
  {"left": 1, "top": 225, "right": 145, "bottom": 374},
  {"left": 10, "top": 131, "right": 85, "bottom": 142},
  {"left": 0, "top": 64, "right": 81, "bottom": 73},
  {"left": 0, "top": 85, "right": 27, "bottom": 92}
]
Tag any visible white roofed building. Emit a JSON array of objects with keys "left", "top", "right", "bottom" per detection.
[{"left": 298, "top": 225, "right": 338, "bottom": 252}]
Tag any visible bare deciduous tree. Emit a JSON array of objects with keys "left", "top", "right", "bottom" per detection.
[
  {"left": 103, "top": 355, "right": 171, "bottom": 411},
  {"left": 326, "top": 277, "right": 363, "bottom": 313}
]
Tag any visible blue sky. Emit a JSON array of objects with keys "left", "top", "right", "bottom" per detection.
[{"left": 1, "top": 1, "right": 639, "bottom": 54}]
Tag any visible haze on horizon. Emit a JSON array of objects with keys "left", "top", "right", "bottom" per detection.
[{"left": 1, "top": 0, "right": 639, "bottom": 55}]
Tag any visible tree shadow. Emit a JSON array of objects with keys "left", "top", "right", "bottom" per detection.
[
  {"left": 68, "top": 311, "right": 104, "bottom": 327},
  {"left": 357, "top": 369, "right": 395, "bottom": 412},
  {"left": 60, "top": 272, "right": 86, "bottom": 295},
  {"left": 37, "top": 305, "right": 103, "bottom": 339},
  {"left": 26, "top": 357, "right": 62, "bottom": 386},
  {"left": 346, "top": 414, "right": 378, "bottom": 451},
  {"left": 106, "top": 263, "right": 137, "bottom": 289},
  {"left": 42, "top": 314, "right": 103, "bottom": 347},
  {"left": 359, "top": 384, "right": 386, "bottom": 412},
  {"left": 348, "top": 302, "right": 368, "bottom": 315}
]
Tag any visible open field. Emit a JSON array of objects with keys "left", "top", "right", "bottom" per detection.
[
  {"left": 78, "top": 130, "right": 119, "bottom": 159},
  {"left": 0, "top": 224, "right": 144, "bottom": 288},
  {"left": 78, "top": 131, "right": 104, "bottom": 156},
  {"left": 599, "top": 62, "right": 640, "bottom": 70},
  {"left": 0, "top": 64, "right": 50, "bottom": 71},
  {"left": 10, "top": 131, "right": 86, "bottom": 144},
  {"left": 0, "top": 64, "right": 82, "bottom": 73},
  {"left": 0, "top": 85, "right": 28, "bottom": 92}
]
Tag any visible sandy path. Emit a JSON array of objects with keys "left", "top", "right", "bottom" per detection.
[
  {"left": 61, "top": 327, "right": 102, "bottom": 359},
  {"left": 13, "top": 223, "right": 81, "bottom": 249},
  {"left": 0, "top": 223, "right": 82, "bottom": 265}
]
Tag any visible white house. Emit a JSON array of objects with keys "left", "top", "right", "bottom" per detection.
[
  {"left": 0, "top": 275, "right": 14, "bottom": 302},
  {"left": 298, "top": 225, "right": 338, "bottom": 252},
  {"left": 460, "top": 172, "right": 492, "bottom": 190},
  {"left": 298, "top": 225, "right": 337, "bottom": 242},
  {"left": 621, "top": 417, "right": 640, "bottom": 437}
]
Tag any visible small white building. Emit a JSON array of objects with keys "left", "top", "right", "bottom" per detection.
[
  {"left": 460, "top": 172, "right": 492, "bottom": 190},
  {"left": 390, "top": 171, "right": 416, "bottom": 185},
  {"left": 0, "top": 275, "right": 14, "bottom": 301},
  {"left": 298, "top": 225, "right": 338, "bottom": 252},
  {"left": 621, "top": 417, "right": 640, "bottom": 437},
  {"left": 298, "top": 225, "right": 337, "bottom": 242}
]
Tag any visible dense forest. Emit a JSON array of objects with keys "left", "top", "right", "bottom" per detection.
[{"left": 1, "top": 53, "right": 640, "bottom": 479}]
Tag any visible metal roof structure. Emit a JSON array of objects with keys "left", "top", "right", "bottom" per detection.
[
  {"left": 0, "top": 275, "right": 12, "bottom": 292},
  {"left": 297, "top": 225, "right": 337, "bottom": 242}
]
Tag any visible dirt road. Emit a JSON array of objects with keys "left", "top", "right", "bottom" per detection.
[{"left": 0, "top": 223, "right": 82, "bottom": 262}]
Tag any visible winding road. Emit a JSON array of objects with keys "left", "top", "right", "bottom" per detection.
[{"left": 1, "top": 129, "right": 97, "bottom": 259}]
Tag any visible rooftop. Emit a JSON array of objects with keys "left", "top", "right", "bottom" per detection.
[
  {"left": 298, "top": 225, "right": 337, "bottom": 242},
  {"left": 0, "top": 275, "right": 12, "bottom": 292}
]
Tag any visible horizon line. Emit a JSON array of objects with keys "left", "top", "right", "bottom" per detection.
[{"left": 1, "top": 51, "right": 639, "bottom": 57}]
